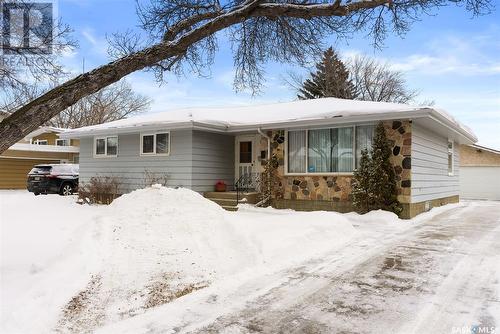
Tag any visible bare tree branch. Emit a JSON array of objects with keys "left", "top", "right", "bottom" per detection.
[
  {"left": 0, "top": 0, "right": 493, "bottom": 153},
  {"left": 348, "top": 54, "right": 418, "bottom": 103}
]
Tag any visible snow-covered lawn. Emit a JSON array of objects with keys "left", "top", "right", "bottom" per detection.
[{"left": 0, "top": 187, "right": 471, "bottom": 333}]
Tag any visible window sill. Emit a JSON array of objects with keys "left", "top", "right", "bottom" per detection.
[
  {"left": 140, "top": 153, "right": 170, "bottom": 157},
  {"left": 93, "top": 155, "right": 118, "bottom": 158},
  {"left": 284, "top": 172, "right": 354, "bottom": 177}
]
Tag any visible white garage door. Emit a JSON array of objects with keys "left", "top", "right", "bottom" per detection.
[{"left": 460, "top": 166, "right": 500, "bottom": 200}]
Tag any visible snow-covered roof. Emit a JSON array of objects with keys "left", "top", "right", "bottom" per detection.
[
  {"left": 9, "top": 143, "right": 79, "bottom": 153},
  {"left": 61, "top": 98, "right": 477, "bottom": 142},
  {"left": 24, "top": 126, "right": 69, "bottom": 140},
  {"left": 469, "top": 144, "right": 500, "bottom": 155}
]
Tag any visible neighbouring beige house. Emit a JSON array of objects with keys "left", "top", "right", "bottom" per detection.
[
  {"left": 0, "top": 126, "right": 80, "bottom": 189},
  {"left": 61, "top": 98, "right": 476, "bottom": 218},
  {"left": 459, "top": 144, "right": 500, "bottom": 200}
]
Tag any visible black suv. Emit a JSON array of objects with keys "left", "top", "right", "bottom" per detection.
[{"left": 27, "top": 164, "right": 79, "bottom": 196}]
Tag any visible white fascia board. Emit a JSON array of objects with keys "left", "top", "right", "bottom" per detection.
[
  {"left": 59, "top": 121, "right": 228, "bottom": 138},
  {"left": 427, "top": 110, "right": 477, "bottom": 143},
  {"left": 23, "top": 126, "right": 68, "bottom": 140},
  {"left": 470, "top": 144, "right": 500, "bottom": 155},
  {"left": 9, "top": 143, "right": 80, "bottom": 153}
]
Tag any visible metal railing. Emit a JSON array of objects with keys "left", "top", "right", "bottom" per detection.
[{"left": 235, "top": 172, "right": 260, "bottom": 204}]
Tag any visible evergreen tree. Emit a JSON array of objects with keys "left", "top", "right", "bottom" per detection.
[
  {"left": 351, "top": 149, "right": 372, "bottom": 214},
  {"left": 351, "top": 122, "right": 402, "bottom": 215},
  {"left": 298, "top": 47, "right": 356, "bottom": 100},
  {"left": 369, "top": 122, "right": 402, "bottom": 214}
]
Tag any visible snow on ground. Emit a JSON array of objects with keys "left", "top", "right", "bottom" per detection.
[
  {"left": 1, "top": 187, "right": 470, "bottom": 333},
  {"left": 1, "top": 187, "right": 359, "bottom": 333},
  {"left": 0, "top": 191, "right": 102, "bottom": 333}
]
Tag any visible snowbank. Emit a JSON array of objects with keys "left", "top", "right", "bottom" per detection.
[
  {"left": 3, "top": 187, "right": 462, "bottom": 333},
  {"left": 0, "top": 187, "right": 357, "bottom": 333},
  {"left": 82, "top": 187, "right": 357, "bottom": 328},
  {"left": 0, "top": 191, "right": 101, "bottom": 334}
]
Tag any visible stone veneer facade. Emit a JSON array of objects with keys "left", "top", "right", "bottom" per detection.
[{"left": 258, "top": 120, "right": 414, "bottom": 216}]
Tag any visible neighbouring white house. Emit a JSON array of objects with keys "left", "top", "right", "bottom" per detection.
[
  {"left": 61, "top": 98, "right": 476, "bottom": 218},
  {"left": 459, "top": 144, "right": 500, "bottom": 201}
]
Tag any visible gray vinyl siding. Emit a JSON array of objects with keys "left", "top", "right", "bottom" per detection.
[
  {"left": 78, "top": 129, "right": 235, "bottom": 193},
  {"left": 411, "top": 124, "right": 460, "bottom": 202},
  {"left": 78, "top": 130, "right": 193, "bottom": 193},
  {"left": 191, "top": 130, "right": 235, "bottom": 192}
]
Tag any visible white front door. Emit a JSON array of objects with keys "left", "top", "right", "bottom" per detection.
[{"left": 235, "top": 135, "right": 256, "bottom": 182}]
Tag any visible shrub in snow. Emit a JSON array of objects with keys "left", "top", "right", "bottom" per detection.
[
  {"left": 78, "top": 176, "right": 122, "bottom": 204},
  {"left": 351, "top": 149, "right": 372, "bottom": 214},
  {"left": 352, "top": 122, "right": 402, "bottom": 215},
  {"left": 259, "top": 155, "right": 280, "bottom": 206},
  {"left": 143, "top": 169, "right": 169, "bottom": 187}
]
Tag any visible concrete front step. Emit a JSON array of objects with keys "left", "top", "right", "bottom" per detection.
[
  {"left": 222, "top": 205, "right": 239, "bottom": 212},
  {"left": 210, "top": 198, "right": 238, "bottom": 207},
  {"left": 203, "top": 191, "right": 261, "bottom": 211}
]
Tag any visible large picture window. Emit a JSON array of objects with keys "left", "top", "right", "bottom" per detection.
[
  {"left": 95, "top": 136, "right": 118, "bottom": 157},
  {"left": 287, "top": 125, "right": 375, "bottom": 174},
  {"left": 141, "top": 132, "right": 170, "bottom": 155},
  {"left": 287, "top": 130, "right": 306, "bottom": 173},
  {"left": 355, "top": 125, "right": 375, "bottom": 168}
]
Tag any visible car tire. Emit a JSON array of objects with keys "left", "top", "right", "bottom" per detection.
[
  {"left": 60, "top": 183, "right": 74, "bottom": 196},
  {"left": 34, "top": 192, "right": 40, "bottom": 196}
]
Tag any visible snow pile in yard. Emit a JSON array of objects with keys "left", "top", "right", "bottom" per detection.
[
  {"left": 0, "top": 192, "right": 101, "bottom": 334},
  {"left": 54, "top": 186, "right": 357, "bottom": 331},
  {"left": 6, "top": 188, "right": 471, "bottom": 334}
]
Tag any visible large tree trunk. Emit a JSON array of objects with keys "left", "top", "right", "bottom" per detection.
[
  {"left": 0, "top": 44, "right": 169, "bottom": 152},
  {"left": 0, "top": 8, "right": 246, "bottom": 153},
  {"left": 0, "top": 0, "right": 388, "bottom": 153}
]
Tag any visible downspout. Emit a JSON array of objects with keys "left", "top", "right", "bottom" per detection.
[
  {"left": 257, "top": 128, "right": 271, "bottom": 206},
  {"left": 257, "top": 128, "right": 271, "bottom": 161}
]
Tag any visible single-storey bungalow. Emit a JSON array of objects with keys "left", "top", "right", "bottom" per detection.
[{"left": 61, "top": 98, "right": 476, "bottom": 218}]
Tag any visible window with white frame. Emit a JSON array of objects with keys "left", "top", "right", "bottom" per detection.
[
  {"left": 355, "top": 125, "right": 375, "bottom": 168},
  {"left": 34, "top": 139, "right": 48, "bottom": 145},
  {"left": 287, "top": 125, "right": 375, "bottom": 174},
  {"left": 94, "top": 136, "right": 118, "bottom": 157},
  {"left": 56, "top": 139, "right": 70, "bottom": 146},
  {"left": 141, "top": 132, "right": 170, "bottom": 155},
  {"left": 447, "top": 140, "right": 454, "bottom": 176}
]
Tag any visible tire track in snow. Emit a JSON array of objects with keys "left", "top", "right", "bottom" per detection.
[{"left": 190, "top": 202, "right": 500, "bottom": 334}]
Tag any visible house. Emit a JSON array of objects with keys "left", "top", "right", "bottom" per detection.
[
  {"left": 61, "top": 98, "right": 476, "bottom": 218},
  {"left": 459, "top": 144, "right": 500, "bottom": 200},
  {"left": 0, "top": 126, "right": 80, "bottom": 189}
]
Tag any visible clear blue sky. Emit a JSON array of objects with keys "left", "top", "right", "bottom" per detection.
[{"left": 59, "top": 0, "right": 500, "bottom": 149}]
